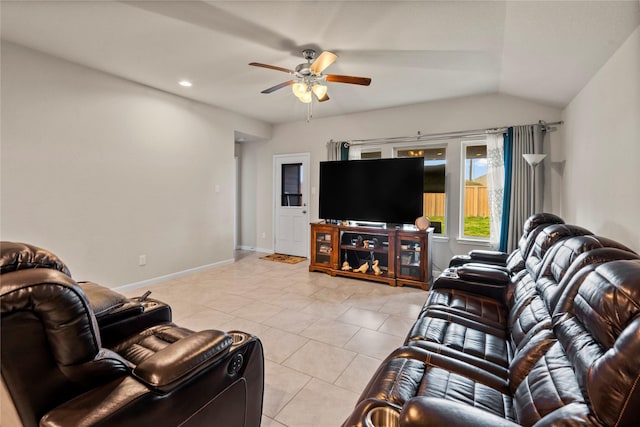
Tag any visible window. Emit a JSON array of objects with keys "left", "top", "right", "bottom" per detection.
[
  {"left": 461, "top": 142, "right": 489, "bottom": 239},
  {"left": 397, "top": 147, "right": 446, "bottom": 234},
  {"left": 281, "top": 163, "right": 302, "bottom": 206},
  {"left": 361, "top": 150, "right": 382, "bottom": 159}
]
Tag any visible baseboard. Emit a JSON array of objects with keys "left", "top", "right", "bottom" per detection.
[
  {"left": 236, "top": 245, "right": 273, "bottom": 254},
  {"left": 254, "top": 247, "right": 274, "bottom": 254},
  {"left": 114, "top": 258, "right": 235, "bottom": 293}
]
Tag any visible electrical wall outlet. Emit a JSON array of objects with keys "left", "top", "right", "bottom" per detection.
[{"left": 138, "top": 254, "right": 147, "bottom": 266}]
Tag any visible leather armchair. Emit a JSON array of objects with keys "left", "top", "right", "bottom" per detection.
[{"left": 0, "top": 242, "right": 264, "bottom": 427}]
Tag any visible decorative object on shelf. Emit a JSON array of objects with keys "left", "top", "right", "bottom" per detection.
[
  {"left": 354, "top": 262, "right": 369, "bottom": 273},
  {"left": 415, "top": 216, "right": 431, "bottom": 231},
  {"left": 356, "top": 235, "right": 364, "bottom": 247},
  {"left": 318, "top": 244, "right": 331, "bottom": 254},
  {"left": 341, "top": 261, "right": 352, "bottom": 271},
  {"left": 372, "top": 259, "right": 382, "bottom": 276},
  {"left": 523, "top": 153, "right": 547, "bottom": 215}
]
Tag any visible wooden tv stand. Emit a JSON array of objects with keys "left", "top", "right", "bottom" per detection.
[{"left": 309, "top": 222, "right": 433, "bottom": 290}]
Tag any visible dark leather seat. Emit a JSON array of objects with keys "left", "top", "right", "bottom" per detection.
[
  {"left": 342, "top": 225, "right": 640, "bottom": 427},
  {"left": 0, "top": 242, "right": 264, "bottom": 427}
]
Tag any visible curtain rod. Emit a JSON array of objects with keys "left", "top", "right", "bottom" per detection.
[{"left": 343, "top": 120, "right": 563, "bottom": 147}]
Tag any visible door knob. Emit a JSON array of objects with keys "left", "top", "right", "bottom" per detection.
[{"left": 302, "top": 210, "right": 307, "bottom": 214}]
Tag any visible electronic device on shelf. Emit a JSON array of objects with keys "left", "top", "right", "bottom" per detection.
[{"left": 319, "top": 157, "right": 424, "bottom": 226}]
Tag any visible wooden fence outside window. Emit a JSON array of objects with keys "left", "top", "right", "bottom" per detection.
[{"left": 424, "top": 186, "right": 489, "bottom": 218}]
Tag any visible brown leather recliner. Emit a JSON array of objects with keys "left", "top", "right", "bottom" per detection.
[{"left": 0, "top": 242, "right": 264, "bottom": 427}]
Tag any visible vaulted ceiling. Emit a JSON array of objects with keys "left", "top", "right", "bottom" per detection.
[{"left": 1, "top": 1, "right": 638, "bottom": 124}]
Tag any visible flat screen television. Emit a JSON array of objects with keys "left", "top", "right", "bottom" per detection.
[{"left": 319, "top": 157, "right": 424, "bottom": 225}]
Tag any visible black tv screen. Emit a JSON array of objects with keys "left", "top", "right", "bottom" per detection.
[{"left": 319, "top": 157, "right": 424, "bottom": 225}]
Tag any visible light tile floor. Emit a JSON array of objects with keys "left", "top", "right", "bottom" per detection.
[{"left": 123, "top": 251, "right": 429, "bottom": 427}]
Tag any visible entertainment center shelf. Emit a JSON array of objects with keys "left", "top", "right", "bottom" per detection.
[{"left": 309, "top": 222, "right": 433, "bottom": 290}]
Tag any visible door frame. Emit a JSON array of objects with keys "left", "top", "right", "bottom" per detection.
[{"left": 273, "top": 152, "right": 310, "bottom": 257}]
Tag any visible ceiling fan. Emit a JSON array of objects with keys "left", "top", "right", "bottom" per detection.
[{"left": 249, "top": 49, "right": 372, "bottom": 104}]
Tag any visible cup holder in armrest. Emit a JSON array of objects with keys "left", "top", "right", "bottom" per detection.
[
  {"left": 229, "top": 331, "right": 250, "bottom": 346},
  {"left": 365, "top": 406, "right": 400, "bottom": 427},
  {"left": 440, "top": 268, "right": 459, "bottom": 279},
  {"left": 141, "top": 300, "right": 158, "bottom": 309}
]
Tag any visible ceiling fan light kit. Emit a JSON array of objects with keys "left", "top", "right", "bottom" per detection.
[
  {"left": 312, "top": 84, "right": 328, "bottom": 99},
  {"left": 249, "top": 48, "right": 372, "bottom": 119}
]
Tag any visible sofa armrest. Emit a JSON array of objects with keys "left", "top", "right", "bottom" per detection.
[
  {"left": 448, "top": 250, "right": 509, "bottom": 268},
  {"left": 467, "top": 250, "right": 509, "bottom": 265},
  {"left": 456, "top": 265, "right": 510, "bottom": 285},
  {"left": 432, "top": 266, "right": 510, "bottom": 300},
  {"left": 78, "top": 281, "right": 144, "bottom": 325},
  {"left": 133, "top": 330, "right": 233, "bottom": 392},
  {"left": 341, "top": 398, "right": 402, "bottom": 427},
  {"left": 400, "top": 397, "right": 520, "bottom": 427}
]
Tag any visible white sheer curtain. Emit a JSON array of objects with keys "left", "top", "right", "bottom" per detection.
[
  {"left": 347, "top": 145, "right": 361, "bottom": 160},
  {"left": 327, "top": 140, "right": 342, "bottom": 161},
  {"left": 486, "top": 133, "right": 504, "bottom": 247}
]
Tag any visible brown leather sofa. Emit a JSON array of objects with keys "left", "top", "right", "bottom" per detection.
[
  {"left": 0, "top": 242, "right": 264, "bottom": 427},
  {"left": 343, "top": 218, "right": 640, "bottom": 427}
]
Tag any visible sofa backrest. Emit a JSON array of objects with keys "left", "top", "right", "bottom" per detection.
[
  {"left": 536, "top": 236, "right": 637, "bottom": 311},
  {"left": 0, "top": 241, "right": 71, "bottom": 276},
  {"left": 553, "top": 258, "right": 640, "bottom": 426},
  {"left": 525, "top": 224, "right": 593, "bottom": 279},
  {"left": 509, "top": 254, "right": 640, "bottom": 426},
  {"left": 505, "top": 213, "right": 565, "bottom": 273}
]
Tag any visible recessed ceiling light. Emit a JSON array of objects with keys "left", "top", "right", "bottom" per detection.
[{"left": 179, "top": 80, "right": 192, "bottom": 87}]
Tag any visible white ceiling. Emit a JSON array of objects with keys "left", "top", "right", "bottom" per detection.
[{"left": 1, "top": 1, "right": 638, "bottom": 124}]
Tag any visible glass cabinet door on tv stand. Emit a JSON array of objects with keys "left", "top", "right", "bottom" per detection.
[
  {"left": 310, "top": 223, "right": 339, "bottom": 273},
  {"left": 396, "top": 230, "right": 433, "bottom": 290}
]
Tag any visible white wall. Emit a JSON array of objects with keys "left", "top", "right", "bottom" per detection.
[
  {"left": 243, "top": 93, "right": 561, "bottom": 270},
  {"left": 0, "top": 42, "right": 271, "bottom": 287},
  {"left": 235, "top": 140, "right": 260, "bottom": 250},
  {"left": 560, "top": 27, "right": 640, "bottom": 251}
]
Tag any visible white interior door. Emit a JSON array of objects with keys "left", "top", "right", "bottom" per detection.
[{"left": 274, "top": 153, "right": 310, "bottom": 257}]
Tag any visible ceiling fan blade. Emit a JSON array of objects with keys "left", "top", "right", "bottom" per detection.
[
  {"left": 310, "top": 51, "right": 337, "bottom": 75},
  {"left": 261, "top": 80, "right": 294, "bottom": 94},
  {"left": 249, "top": 62, "right": 294, "bottom": 74},
  {"left": 325, "top": 74, "right": 372, "bottom": 86}
]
